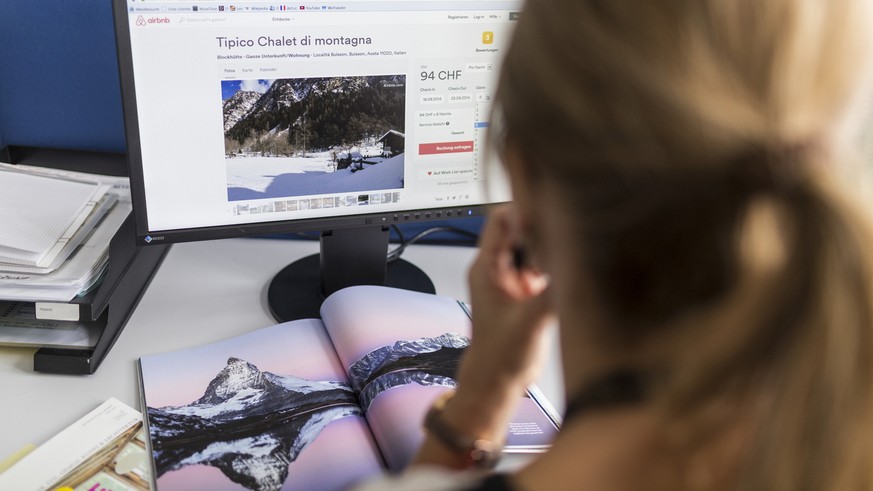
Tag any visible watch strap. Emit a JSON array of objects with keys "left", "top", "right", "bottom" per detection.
[{"left": 423, "top": 391, "right": 502, "bottom": 468}]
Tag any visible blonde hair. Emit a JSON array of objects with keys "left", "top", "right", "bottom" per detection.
[{"left": 495, "top": 1, "right": 873, "bottom": 489}]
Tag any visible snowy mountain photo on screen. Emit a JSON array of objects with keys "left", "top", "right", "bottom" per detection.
[{"left": 221, "top": 75, "right": 406, "bottom": 201}]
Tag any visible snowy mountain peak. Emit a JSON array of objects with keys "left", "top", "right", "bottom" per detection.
[
  {"left": 147, "top": 357, "right": 361, "bottom": 489},
  {"left": 347, "top": 332, "right": 470, "bottom": 404},
  {"left": 195, "top": 357, "right": 267, "bottom": 405},
  {"left": 223, "top": 74, "right": 406, "bottom": 155}
]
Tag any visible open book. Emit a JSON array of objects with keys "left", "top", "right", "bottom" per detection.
[{"left": 138, "top": 286, "right": 560, "bottom": 491}]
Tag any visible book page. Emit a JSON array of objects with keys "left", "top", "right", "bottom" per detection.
[
  {"left": 321, "top": 286, "right": 560, "bottom": 471},
  {"left": 138, "top": 319, "right": 384, "bottom": 491}
]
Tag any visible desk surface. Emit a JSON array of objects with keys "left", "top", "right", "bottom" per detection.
[{"left": 0, "top": 237, "right": 564, "bottom": 462}]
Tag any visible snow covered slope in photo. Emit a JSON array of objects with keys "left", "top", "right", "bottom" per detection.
[{"left": 226, "top": 152, "right": 404, "bottom": 201}]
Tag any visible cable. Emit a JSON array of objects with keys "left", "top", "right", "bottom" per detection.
[
  {"left": 389, "top": 224, "right": 406, "bottom": 245},
  {"left": 387, "top": 226, "right": 479, "bottom": 263},
  {"left": 293, "top": 231, "right": 321, "bottom": 240}
]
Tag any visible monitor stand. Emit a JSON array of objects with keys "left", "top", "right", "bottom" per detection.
[{"left": 267, "top": 225, "right": 435, "bottom": 322}]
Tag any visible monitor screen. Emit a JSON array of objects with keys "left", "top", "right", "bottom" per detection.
[{"left": 113, "top": 0, "right": 518, "bottom": 319}]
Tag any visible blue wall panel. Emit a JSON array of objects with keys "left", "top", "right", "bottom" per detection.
[{"left": 0, "top": 0, "right": 125, "bottom": 153}]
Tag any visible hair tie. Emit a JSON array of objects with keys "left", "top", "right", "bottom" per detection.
[{"left": 728, "top": 142, "right": 811, "bottom": 197}]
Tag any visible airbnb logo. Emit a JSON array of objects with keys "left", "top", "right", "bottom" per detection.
[{"left": 136, "top": 15, "right": 171, "bottom": 26}]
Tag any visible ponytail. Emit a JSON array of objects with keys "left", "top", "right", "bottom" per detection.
[{"left": 734, "top": 165, "right": 873, "bottom": 491}]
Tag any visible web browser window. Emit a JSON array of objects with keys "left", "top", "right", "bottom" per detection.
[{"left": 122, "top": 0, "right": 518, "bottom": 233}]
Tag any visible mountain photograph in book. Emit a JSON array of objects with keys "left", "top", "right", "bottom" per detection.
[
  {"left": 138, "top": 286, "right": 560, "bottom": 491},
  {"left": 222, "top": 75, "right": 407, "bottom": 201}
]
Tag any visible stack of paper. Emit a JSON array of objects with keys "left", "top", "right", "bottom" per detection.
[
  {"left": 0, "top": 163, "right": 131, "bottom": 348},
  {"left": 0, "top": 163, "right": 129, "bottom": 302},
  {"left": 0, "top": 173, "right": 109, "bottom": 266},
  {"left": 0, "top": 166, "right": 118, "bottom": 270}
]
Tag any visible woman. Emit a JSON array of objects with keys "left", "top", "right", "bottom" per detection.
[{"left": 359, "top": 0, "right": 873, "bottom": 489}]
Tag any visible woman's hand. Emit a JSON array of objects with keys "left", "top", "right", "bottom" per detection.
[
  {"left": 460, "top": 204, "right": 554, "bottom": 395},
  {"left": 412, "top": 205, "right": 555, "bottom": 469}
]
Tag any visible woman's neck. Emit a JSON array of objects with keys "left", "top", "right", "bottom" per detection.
[{"left": 557, "top": 302, "right": 643, "bottom": 401}]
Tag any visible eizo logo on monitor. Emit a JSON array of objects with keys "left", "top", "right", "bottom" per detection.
[{"left": 144, "top": 235, "right": 165, "bottom": 243}]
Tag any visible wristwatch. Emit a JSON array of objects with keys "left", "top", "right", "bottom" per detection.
[{"left": 423, "top": 390, "right": 502, "bottom": 468}]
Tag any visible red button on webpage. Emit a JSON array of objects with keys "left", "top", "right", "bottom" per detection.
[{"left": 419, "top": 141, "right": 475, "bottom": 155}]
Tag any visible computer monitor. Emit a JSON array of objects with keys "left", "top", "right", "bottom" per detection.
[{"left": 112, "top": 0, "right": 517, "bottom": 321}]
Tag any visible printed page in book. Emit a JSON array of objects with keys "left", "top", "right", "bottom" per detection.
[
  {"left": 320, "top": 286, "right": 561, "bottom": 472},
  {"left": 138, "top": 318, "right": 384, "bottom": 491}
]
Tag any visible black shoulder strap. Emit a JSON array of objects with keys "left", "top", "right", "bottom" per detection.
[
  {"left": 563, "top": 369, "right": 649, "bottom": 421},
  {"left": 465, "top": 473, "right": 518, "bottom": 491}
]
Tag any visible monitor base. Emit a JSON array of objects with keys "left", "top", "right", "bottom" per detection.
[{"left": 267, "top": 254, "right": 436, "bottom": 322}]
